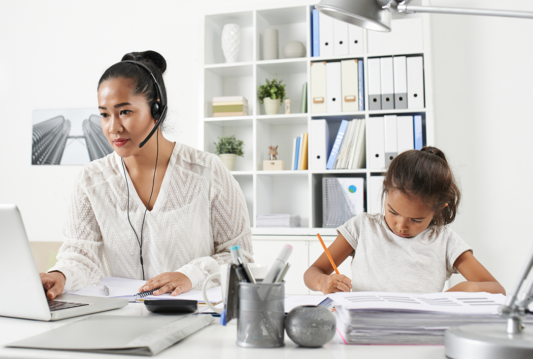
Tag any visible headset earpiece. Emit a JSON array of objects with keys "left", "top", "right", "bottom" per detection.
[{"left": 151, "top": 101, "right": 160, "bottom": 120}]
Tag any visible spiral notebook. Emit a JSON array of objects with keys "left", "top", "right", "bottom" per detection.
[{"left": 7, "top": 315, "right": 214, "bottom": 356}]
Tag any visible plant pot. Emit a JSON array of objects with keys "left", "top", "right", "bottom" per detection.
[
  {"left": 264, "top": 97, "right": 281, "bottom": 115},
  {"left": 219, "top": 154, "right": 237, "bottom": 171}
]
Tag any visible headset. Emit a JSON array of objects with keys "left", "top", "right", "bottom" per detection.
[{"left": 117, "top": 60, "right": 167, "bottom": 280}]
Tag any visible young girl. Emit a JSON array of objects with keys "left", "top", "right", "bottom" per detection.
[{"left": 304, "top": 146, "right": 505, "bottom": 295}]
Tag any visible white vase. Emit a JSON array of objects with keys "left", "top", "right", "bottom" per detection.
[
  {"left": 263, "top": 28, "right": 279, "bottom": 60},
  {"left": 219, "top": 154, "right": 237, "bottom": 171},
  {"left": 221, "top": 24, "right": 241, "bottom": 63},
  {"left": 283, "top": 41, "right": 306, "bottom": 58},
  {"left": 264, "top": 97, "right": 281, "bottom": 115}
]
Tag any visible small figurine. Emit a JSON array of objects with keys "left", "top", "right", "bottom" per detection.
[
  {"left": 285, "top": 99, "right": 291, "bottom": 114},
  {"left": 268, "top": 145, "right": 278, "bottom": 160}
]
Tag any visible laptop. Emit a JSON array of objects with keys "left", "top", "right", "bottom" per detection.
[{"left": 0, "top": 204, "right": 127, "bottom": 321}]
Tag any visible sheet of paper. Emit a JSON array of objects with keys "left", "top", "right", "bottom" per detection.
[
  {"left": 71, "top": 276, "right": 223, "bottom": 304},
  {"left": 328, "top": 292, "right": 506, "bottom": 315},
  {"left": 285, "top": 295, "right": 327, "bottom": 313}
]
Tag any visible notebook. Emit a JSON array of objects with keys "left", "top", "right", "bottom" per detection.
[
  {"left": 72, "top": 277, "right": 223, "bottom": 304},
  {"left": 6, "top": 315, "right": 214, "bottom": 356}
]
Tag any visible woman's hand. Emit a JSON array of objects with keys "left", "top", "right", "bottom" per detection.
[
  {"left": 318, "top": 274, "right": 352, "bottom": 294},
  {"left": 40, "top": 271, "right": 66, "bottom": 300},
  {"left": 139, "top": 272, "right": 192, "bottom": 296}
]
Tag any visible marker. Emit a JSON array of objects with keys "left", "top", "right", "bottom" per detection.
[
  {"left": 274, "top": 263, "right": 291, "bottom": 283},
  {"left": 262, "top": 244, "right": 293, "bottom": 284}
]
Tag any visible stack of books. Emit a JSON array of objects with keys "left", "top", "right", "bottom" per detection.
[
  {"left": 257, "top": 214, "right": 301, "bottom": 228},
  {"left": 291, "top": 133, "right": 308, "bottom": 170},
  {"left": 212, "top": 96, "right": 248, "bottom": 117},
  {"left": 328, "top": 291, "right": 533, "bottom": 345}
]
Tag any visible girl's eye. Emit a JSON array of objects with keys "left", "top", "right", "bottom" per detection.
[
  {"left": 389, "top": 210, "right": 398, "bottom": 216},
  {"left": 411, "top": 219, "right": 421, "bottom": 224}
]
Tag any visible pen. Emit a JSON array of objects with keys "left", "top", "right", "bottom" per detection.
[
  {"left": 274, "top": 263, "right": 290, "bottom": 283},
  {"left": 317, "top": 233, "right": 340, "bottom": 275},
  {"left": 262, "top": 244, "right": 293, "bottom": 284}
]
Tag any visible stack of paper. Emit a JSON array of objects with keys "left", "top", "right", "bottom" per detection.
[
  {"left": 212, "top": 96, "right": 248, "bottom": 117},
  {"left": 329, "top": 291, "right": 533, "bottom": 345},
  {"left": 257, "top": 214, "right": 301, "bottom": 228},
  {"left": 333, "top": 119, "right": 366, "bottom": 169}
]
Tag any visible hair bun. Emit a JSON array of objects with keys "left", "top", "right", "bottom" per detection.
[
  {"left": 420, "top": 146, "right": 447, "bottom": 163},
  {"left": 121, "top": 50, "right": 167, "bottom": 73}
]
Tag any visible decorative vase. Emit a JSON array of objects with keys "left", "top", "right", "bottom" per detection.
[
  {"left": 263, "top": 28, "right": 279, "bottom": 60},
  {"left": 264, "top": 97, "right": 281, "bottom": 115},
  {"left": 283, "top": 41, "right": 306, "bottom": 58},
  {"left": 221, "top": 24, "right": 241, "bottom": 63},
  {"left": 219, "top": 154, "right": 237, "bottom": 171},
  {"left": 285, "top": 306, "right": 336, "bottom": 348}
]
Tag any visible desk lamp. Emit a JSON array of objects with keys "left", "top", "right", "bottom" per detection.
[{"left": 314, "top": 1, "right": 533, "bottom": 357}]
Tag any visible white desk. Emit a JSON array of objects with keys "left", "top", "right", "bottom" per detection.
[{"left": 0, "top": 304, "right": 446, "bottom": 358}]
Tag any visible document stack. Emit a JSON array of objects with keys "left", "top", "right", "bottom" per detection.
[
  {"left": 329, "top": 292, "right": 533, "bottom": 345},
  {"left": 257, "top": 214, "right": 301, "bottom": 228},
  {"left": 212, "top": 96, "right": 248, "bottom": 117}
]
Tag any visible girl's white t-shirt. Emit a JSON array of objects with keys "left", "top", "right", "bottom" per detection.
[{"left": 337, "top": 213, "right": 471, "bottom": 293}]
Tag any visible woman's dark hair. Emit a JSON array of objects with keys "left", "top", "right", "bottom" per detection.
[
  {"left": 382, "top": 146, "right": 461, "bottom": 227},
  {"left": 97, "top": 50, "right": 168, "bottom": 128}
]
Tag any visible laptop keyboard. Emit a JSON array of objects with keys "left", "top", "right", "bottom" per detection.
[{"left": 47, "top": 300, "right": 89, "bottom": 312}]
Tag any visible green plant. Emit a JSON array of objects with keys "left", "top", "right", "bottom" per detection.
[
  {"left": 214, "top": 135, "right": 244, "bottom": 157},
  {"left": 257, "top": 78, "right": 286, "bottom": 104}
]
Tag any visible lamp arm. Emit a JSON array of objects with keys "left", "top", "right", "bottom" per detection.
[{"left": 397, "top": 4, "right": 533, "bottom": 19}]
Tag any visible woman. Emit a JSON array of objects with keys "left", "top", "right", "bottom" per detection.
[{"left": 40, "top": 51, "right": 253, "bottom": 299}]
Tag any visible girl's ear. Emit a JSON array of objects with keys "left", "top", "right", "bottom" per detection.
[{"left": 441, "top": 203, "right": 449, "bottom": 209}]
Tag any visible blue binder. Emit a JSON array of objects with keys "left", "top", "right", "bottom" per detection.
[
  {"left": 414, "top": 115, "right": 423, "bottom": 150},
  {"left": 326, "top": 120, "right": 349, "bottom": 170},
  {"left": 294, "top": 136, "right": 301, "bottom": 170},
  {"left": 358, "top": 60, "right": 365, "bottom": 111},
  {"left": 312, "top": 9, "right": 320, "bottom": 57}
]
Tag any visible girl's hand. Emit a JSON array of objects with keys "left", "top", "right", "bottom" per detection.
[
  {"left": 139, "top": 272, "right": 192, "bottom": 296},
  {"left": 40, "top": 271, "right": 66, "bottom": 300},
  {"left": 318, "top": 274, "right": 352, "bottom": 294}
]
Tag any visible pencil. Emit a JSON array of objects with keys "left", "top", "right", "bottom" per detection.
[{"left": 317, "top": 233, "right": 340, "bottom": 275}]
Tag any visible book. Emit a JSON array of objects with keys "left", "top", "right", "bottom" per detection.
[
  {"left": 300, "top": 82, "right": 308, "bottom": 113},
  {"left": 213, "top": 101, "right": 247, "bottom": 106},
  {"left": 326, "top": 120, "right": 349, "bottom": 170},
  {"left": 294, "top": 136, "right": 301, "bottom": 170},
  {"left": 352, "top": 120, "right": 366, "bottom": 169},
  {"left": 312, "top": 9, "right": 320, "bottom": 57},
  {"left": 291, "top": 138, "right": 297, "bottom": 171},
  {"left": 212, "top": 96, "right": 248, "bottom": 104},
  {"left": 298, "top": 133, "right": 304, "bottom": 170},
  {"left": 345, "top": 120, "right": 361, "bottom": 169},
  {"left": 300, "top": 133, "right": 309, "bottom": 170},
  {"left": 334, "top": 120, "right": 354, "bottom": 169},
  {"left": 358, "top": 60, "right": 365, "bottom": 111},
  {"left": 212, "top": 104, "right": 248, "bottom": 112},
  {"left": 213, "top": 111, "right": 248, "bottom": 117}
]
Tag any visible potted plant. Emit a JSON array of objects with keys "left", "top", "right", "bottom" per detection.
[
  {"left": 214, "top": 135, "right": 244, "bottom": 171},
  {"left": 258, "top": 78, "right": 286, "bottom": 115}
]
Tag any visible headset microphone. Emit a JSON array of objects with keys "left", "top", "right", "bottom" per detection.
[{"left": 139, "top": 105, "right": 167, "bottom": 148}]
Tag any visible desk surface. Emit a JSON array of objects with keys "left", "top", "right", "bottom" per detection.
[{"left": 0, "top": 304, "right": 446, "bottom": 359}]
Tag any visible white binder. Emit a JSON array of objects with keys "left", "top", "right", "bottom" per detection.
[
  {"left": 348, "top": 25, "right": 364, "bottom": 54},
  {"left": 326, "top": 61, "right": 342, "bottom": 113},
  {"left": 393, "top": 56, "right": 407, "bottom": 109},
  {"left": 369, "top": 175, "right": 385, "bottom": 214},
  {"left": 319, "top": 12, "right": 334, "bottom": 57},
  {"left": 380, "top": 57, "right": 394, "bottom": 110},
  {"left": 333, "top": 19, "right": 349, "bottom": 56},
  {"left": 311, "top": 62, "right": 327, "bottom": 113},
  {"left": 407, "top": 56, "right": 425, "bottom": 109},
  {"left": 341, "top": 59, "right": 359, "bottom": 112},
  {"left": 366, "top": 117, "right": 385, "bottom": 170},
  {"left": 384, "top": 115, "right": 398, "bottom": 167},
  {"left": 310, "top": 119, "right": 330, "bottom": 171},
  {"left": 368, "top": 58, "right": 381, "bottom": 110},
  {"left": 397, "top": 115, "right": 414, "bottom": 154}
]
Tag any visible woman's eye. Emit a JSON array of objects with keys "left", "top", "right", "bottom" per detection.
[
  {"left": 100, "top": 113, "right": 108, "bottom": 118},
  {"left": 120, "top": 110, "right": 131, "bottom": 115}
]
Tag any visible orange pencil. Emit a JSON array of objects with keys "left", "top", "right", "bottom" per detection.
[{"left": 317, "top": 233, "right": 340, "bottom": 275}]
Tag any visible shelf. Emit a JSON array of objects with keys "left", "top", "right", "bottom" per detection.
[
  {"left": 256, "top": 170, "right": 308, "bottom": 176},
  {"left": 256, "top": 58, "right": 307, "bottom": 66},
  {"left": 368, "top": 108, "right": 426, "bottom": 115},
  {"left": 252, "top": 227, "right": 312, "bottom": 236},
  {"left": 312, "top": 169, "right": 367, "bottom": 174},
  {"left": 257, "top": 59, "right": 307, "bottom": 74},
  {"left": 256, "top": 114, "right": 307, "bottom": 125},
  {"left": 204, "top": 61, "right": 254, "bottom": 70},
  {"left": 366, "top": 51, "right": 425, "bottom": 58},
  {"left": 231, "top": 171, "right": 254, "bottom": 176},
  {"left": 204, "top": 116, "right": 253, "bottom": 126},
  {"left": 310, "top": 54, "right": 364, "bottom": 62},
  {"left": 310, "top": 111, "right": 365, "bottom": 118},
  {"left": 205, "top": 63, "right": 253, "bottom": 77}
]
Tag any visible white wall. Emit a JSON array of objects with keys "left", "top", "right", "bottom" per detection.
[
  {"left": 1, "top": 0, "right": 532, "bottom": 292},
  {"left": 429, "top": 0, "right": 533, "bottom": 291}
]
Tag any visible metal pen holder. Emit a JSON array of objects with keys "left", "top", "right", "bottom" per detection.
[{"left": 236, "top": 281, "right": 285, "bottom": 348}]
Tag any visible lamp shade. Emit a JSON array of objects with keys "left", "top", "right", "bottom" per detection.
[{"left": 315, "top": 0, "right": 391, "bottom": 32}]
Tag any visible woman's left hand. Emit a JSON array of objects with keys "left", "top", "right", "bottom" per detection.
[{"left": 139, "top": 272, "right": 192, "bottom": 296}]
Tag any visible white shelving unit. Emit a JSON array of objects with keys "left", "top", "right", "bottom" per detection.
[{"left": 200, "top": 2, "right": 435, "bottom": 294}]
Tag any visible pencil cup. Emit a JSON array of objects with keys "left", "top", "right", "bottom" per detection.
[{"left": 236, "top": 282, "right": 285, "bottom": 348}]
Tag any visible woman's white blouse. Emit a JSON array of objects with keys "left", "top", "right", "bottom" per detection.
[{"left": 49, "top": 143, "right": 253, "bottom": 292}]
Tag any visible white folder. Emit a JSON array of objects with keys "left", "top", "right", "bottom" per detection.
[
  {"left": 310, "top": 119, "right": 330, "bottom": 171},
  {"left": 380, "top": 57, "right": 394, "bottom": 110},
  {"left": 393, "top": 56, "right": 407, "bottom": 109},
  {"left": 333, "top": 19, "right": 349, "bottom": 56},
  {"left": 369, "top": 175, "right": 385, "bottom": 214},
  {"left": 311, "top": 62, "right": 327, "bottom": 113},
  {"left": 407, "top": 56, "right": 425, "bottom": 109},
  {"left": 397, "top": 115, "right": 414, "bottom": 154},
  {"left": 384, "top": 115, "right": 398, "bottom": 167},
  {"left": 348, "top": 25, "right": 364, "bottom": 55},
  {"left": 341, "top": 59, "right": 359, "bottom": 112},
  {"left": 368, "top": 58, "right": 381, "bottom": 110},
  {"left": 319, "top": 12, "right": 334, "bottom": 57},
  {"left": 326, "top": 62, "right": 342, "bottom": 113},
  {"left": 366, "top": 117, "right": 385, "bottom": 169}
]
